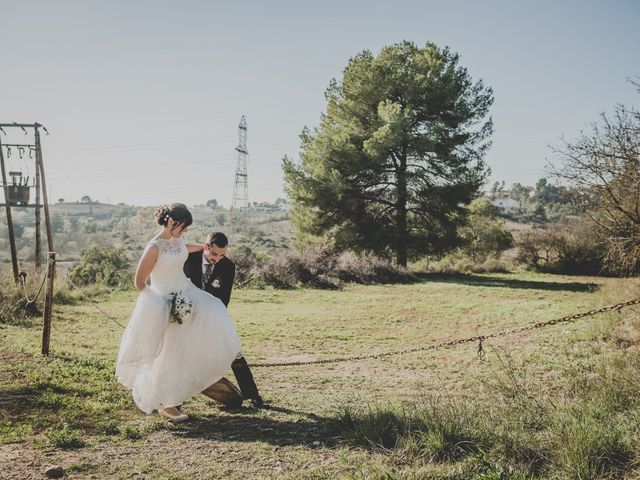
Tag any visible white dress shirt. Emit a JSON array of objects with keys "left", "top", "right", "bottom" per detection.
[{"left": 202, "top": 252, "right": 215, "bottom": 276}]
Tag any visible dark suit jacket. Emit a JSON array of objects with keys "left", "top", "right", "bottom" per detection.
[{"left": 184, "top": 252, "right": 235, "bottom": 307}]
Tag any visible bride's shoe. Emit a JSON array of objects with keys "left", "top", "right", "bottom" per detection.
[{"left": 159, "top": 406, "right": 189, "bottom": 423}]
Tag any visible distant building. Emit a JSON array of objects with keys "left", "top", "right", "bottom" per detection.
[
  {"left": 279, "top": 202, "right": 291, "bottom": 212},
  {"left": 492, "top": 197, "right": 521, "bottom": 211}
]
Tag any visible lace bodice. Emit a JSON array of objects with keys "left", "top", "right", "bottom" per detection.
[{"left": 148, "top": 236, "right": 190, "bottom": 294}]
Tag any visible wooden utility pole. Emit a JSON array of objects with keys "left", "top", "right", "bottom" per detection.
[
  {"left": 41, "top": 252, "right": 55, "bottom": 356},
  {"left": 34, "top": 127, "right": 54, "bottom": 252},
  {"left": 0, "top": 134, "right": 19, "bottom": 282},
  {"left": 35, "top": 142, "right": 42, "bottom": 270},
  {"left": 0, "top": 123, "right": 55, "bottom": 261},
  {"left": 1, "top": 123, "right": 57, "bottom": 351}
]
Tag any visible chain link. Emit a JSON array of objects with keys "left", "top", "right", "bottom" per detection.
[
  {"left": 251, "top": 297, "right": 640, "bottom": 368},
  {"left": 18, "top": 260, "right": 50, "bottom": 305},
  {"left": 476, "top": 338, "right": 485, "bottom": 359},
  {"left": 63, "top": 280, "right": 640, "bottom": 369},
  {"left": 66, "top": 278, "right": 126, "bottom": 329}
]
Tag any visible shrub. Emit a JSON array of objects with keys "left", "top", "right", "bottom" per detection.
[
  {"left": 68, "top": 245, "right": 132, "bottom": 287},
  {"left": 235, "top": 247, "right": 414, "bottom": 289},
  {"left": 425, "top": 251, "right": 510, "bottom": 274},
  {"left": 231, "top": 246, "right": 261, "bottom": 287},
  {"left": 255, "top": 254, "right": 323, "bottom": 288},
  {"left": 459, "top": 199, "right": 514, "bottom": 263},
  {"left": 334, "top": 251, "right": 414, "bottom": 284},
  {"left": 52, "top": 281, "right": 80, "bottom": 305},
  {"left": 516, "top": 220, "right": 606, "bottom": 275},
  {"left": 0, "top": 271, "right": 40, "bottom": 326}
]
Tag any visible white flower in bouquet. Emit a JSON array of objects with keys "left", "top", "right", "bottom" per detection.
[{"left": 168, "top": 291, "right": 193, "bottom": 324}]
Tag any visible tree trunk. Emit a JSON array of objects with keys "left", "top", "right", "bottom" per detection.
[{"left": 396, "top": 151, "right": 408, "bottom": 267}]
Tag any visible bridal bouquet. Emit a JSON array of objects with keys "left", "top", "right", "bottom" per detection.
[{"left": 168, "top": 291, "right": 192, "bottom": 324}]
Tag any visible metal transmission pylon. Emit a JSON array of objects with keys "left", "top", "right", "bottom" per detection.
[{"left": 231, "top": 116, "right": 249, "bottom": 231}]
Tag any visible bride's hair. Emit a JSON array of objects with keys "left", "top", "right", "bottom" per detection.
[{"left": 154, "top": 203, "right": 193, "bottom": 229}]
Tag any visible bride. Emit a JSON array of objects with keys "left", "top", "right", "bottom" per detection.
[{"left": 116, "top": 203, "right": 242, "bottom": 422}]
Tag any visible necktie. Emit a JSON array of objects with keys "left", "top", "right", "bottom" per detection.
[{"left": 204, "top": 263, "right": 214, "bottom": 285}]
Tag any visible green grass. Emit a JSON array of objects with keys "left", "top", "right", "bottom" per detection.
[
  {"left": 1, "top": 271, "right": 639, "bottom": 478},
  {"left": 337, "top": 350, "right": 640, "bottom": 479},
  {"left": 44, "top": 423, "right": 86, "bottom": 449}
]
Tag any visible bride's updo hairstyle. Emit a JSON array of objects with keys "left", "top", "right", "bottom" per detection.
[{"left": 154, "top": 203, "right": 193, "bottom": 230}]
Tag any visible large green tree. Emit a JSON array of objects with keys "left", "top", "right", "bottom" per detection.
[{"left": 283, "top": 41, "right": 494, "bottom": 266}]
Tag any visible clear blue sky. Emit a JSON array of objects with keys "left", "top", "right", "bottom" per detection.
[{"left": 1, "top": 0, "right": 638, "bottom": 207}]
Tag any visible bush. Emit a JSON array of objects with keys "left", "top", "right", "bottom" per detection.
[
  {"left": 516, "top": 220, "right": 606, "bottom": 275},
  {"left": 334, "top": 251, "right": 415, "bottom": 284},
  {"left": 68, "top": 245, "right": 132, "bottom": 287},
  {"left": 233, "top": 247, "right": 413, "bottom": 289},
  {"left": 459, "top": 199, "right": 514, "bottom": 262},
  {"left": 425, "top": 251, "right": 510, "bottom": 274},
  {"left": 232, "top": 246, "right": 261, "bottom": 287},
  {"left": 255, "top": 254, "right": 334, "bottom": 288},
  {"left": 52, "top": 280, "right": 80, "bottom": 305},
  {"left": 0, "top": 270, "right": 41, "bottom": 326},
  {"left": 414, "top": 199, "right": 514, "bottom": 275}
]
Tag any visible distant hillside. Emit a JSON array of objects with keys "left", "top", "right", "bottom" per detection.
[
  {"left": 50, "top": 202, "right": 127, "bottom": 218},
  {"left": 0, "top": 202, "right": 294, "bottom": 266}
]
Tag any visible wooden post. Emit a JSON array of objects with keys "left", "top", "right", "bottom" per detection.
[
  {"left": 35, "top": 127, "right": 54, "bottom": 253},
  {"left": 35, "top": 143, "right": 42, "bottom": 270},
  {"left": 41, "top": 252, "right": 55, "bottom": 356},
  {"left": 0, "top": 135, "right": 19, "bottom": 282}
]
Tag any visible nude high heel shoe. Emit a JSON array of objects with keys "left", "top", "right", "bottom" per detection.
[{"left": 159, "top": 406, "right": 189, "bottom": 423}]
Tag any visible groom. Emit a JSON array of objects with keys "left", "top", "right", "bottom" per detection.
[{"left": 183, "top": 231, "right": 265, "bottom": 408}]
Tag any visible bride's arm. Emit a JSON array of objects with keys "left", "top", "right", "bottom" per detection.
[
  {"left": 186, "top": 243, "right": 204, "bottom": 253},
  {"left": 134, "top": 244, "right": 159, "bottom": 292}
]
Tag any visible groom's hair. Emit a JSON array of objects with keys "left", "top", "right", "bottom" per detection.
[{"left": 206, "top": 232, "right": 228, "bottom": 248}]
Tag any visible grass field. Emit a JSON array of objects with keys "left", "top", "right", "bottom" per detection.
[{"left": 1, "top": 272, "right": 640, "bottom": 479}]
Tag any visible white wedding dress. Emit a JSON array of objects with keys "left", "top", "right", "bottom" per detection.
[{"left": 116, "top": 236, "right": 242, "bottom": 414}]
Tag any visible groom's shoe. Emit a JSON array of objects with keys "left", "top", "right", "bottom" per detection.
[
  {"left": 248, "top": 394, "right": 268, "bottom": 409},
  {"left": 232, "top": 357, "right": 267, "bottom": 408},
  {"left": 159, "top": 407, "right": 189, "bottom": 424}
]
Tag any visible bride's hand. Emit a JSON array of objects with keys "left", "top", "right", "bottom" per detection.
[{"left": 186, "top": 243, "right": 205, "bottom": 253}]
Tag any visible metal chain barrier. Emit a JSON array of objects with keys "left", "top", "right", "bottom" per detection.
[
  {"left": 251, "top": 296, "right": 640, "bottom": 368},
  {"left": 18, "top": 261, "right": 49, "bottom": 305},
  {"left": 66, "top": 278, "right": 126, "bottom": 329},
  {"left": 62, "top": 281, "right": 640, "bottom": 368}
]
